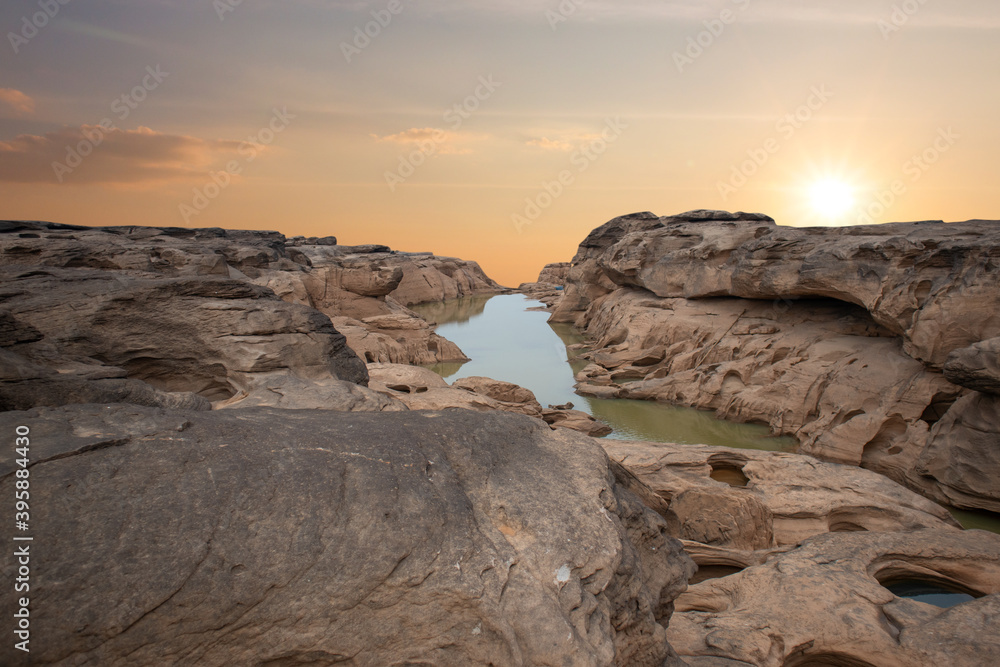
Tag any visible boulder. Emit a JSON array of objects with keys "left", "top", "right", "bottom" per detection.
[
  {"left": 943, "top": 337, "right": 1000, "bottom": 394},
  {"left": 538, "top": 262, "right": 572, "bottom": 286},
  {"left": 0, "top": 405, "right": 695, "bottom": 666},
  {"left": 670, "top": 530, "right": 1000, "bottom": 667},
  {"left": 0, "top": 265, "right": 368, "bottom": 410}
]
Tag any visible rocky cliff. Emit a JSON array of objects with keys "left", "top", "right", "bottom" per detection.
[
  {"left": 0, "top": 220, "right": 502, "bottom": 412},
  {"left": 552, "top": 211, "right": 1000, "bottom": 512}
]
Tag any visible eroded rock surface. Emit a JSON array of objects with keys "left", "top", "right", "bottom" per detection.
[
  {"left": 551, "top": 211, "right": 1000, "bottom": 510},
  {"left": 0, "top": 221, "right": 502, "bottom": 411},
  {"left": 368, "top": 363, "right": 613, "bottom": 437},
  {"left": 0, "top": 405, "right": 694, "bottom": 667},
  {"left": 602, "top": 441, "right": 959, "bottom": 550},
  {"left": 1, "top": 221, "right": 500, "bottom": 373},
  {"left": 670, "top": 530, "right": 1000, "bottom": 667}
]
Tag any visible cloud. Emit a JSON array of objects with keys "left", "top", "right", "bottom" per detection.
[
  {"left": 525, "top": 131, "right": 603, "bottom": 152},
  {"left": 0, "top": 125, "right": 245, "bottom": 185},
  {"left": 526, "top": 137, "right": 573, "bottom": 151},
  {"left": 320, "top": 0, "right": 1000, "bottom": 28},
  {"left": 370, "top": 127, "right": 482, "bottom": 155},
  {"left": 0, "top": 89, "right": 35, "bottom": 116}
]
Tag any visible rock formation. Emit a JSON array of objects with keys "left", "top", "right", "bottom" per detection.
[
  {"left": 0, "top": 405, "right": 694, "bottom": 666},
  {"left": 598, "top": 439, "right": 1000, "bottom": 666},
  {"left": 551, "top": 211, "right": 1000, "bottom": 511},
  {"left": 368, "top": 363, "right": 613, "bottom": 437},
  {"left": 602, "top": 440, "right": 960, "bottom": 549},
  {"left": 0, "top": 220, "right": 502, "bottom": 412},
  {"left": 518, "top": 262, "right": 572, "bottom": 308},
  {"left": 670, "top": 530, "right": 1000, "bottom": 667}
]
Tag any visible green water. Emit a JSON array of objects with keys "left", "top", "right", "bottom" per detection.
[
  {"left": 413, "top": 294, "right": 1000, "bottom": 534},
  {"left": 413, "top": 294, "right": 796, "bottom": 451}
]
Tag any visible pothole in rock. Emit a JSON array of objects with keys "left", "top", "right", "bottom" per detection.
[
  {"left": 874, "top": 565, "right": 983, "bottom": 609},
  {"left": 883, "top": 579, "right": 977, "bottom": 608},
  {"left": 708, "top": 460, "right": 750, "bottom": 487}
]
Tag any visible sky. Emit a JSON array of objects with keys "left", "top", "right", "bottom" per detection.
[{"left": 1, "top": 0, "right": 998, "bottom": 286}]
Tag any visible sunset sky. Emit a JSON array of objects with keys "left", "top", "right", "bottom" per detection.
[{"left": 2, "top": 0, "right": 998, "bottom": 286}]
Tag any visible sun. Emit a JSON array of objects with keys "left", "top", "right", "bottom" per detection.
[{"left": 808, "top": 179, "right": 856, "bottom": 219}]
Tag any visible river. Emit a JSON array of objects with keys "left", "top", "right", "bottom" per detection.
[
  {"left": 412, "top": 293, "right": 1000, "bottom": 534},
  {"left": 413, "top": 293, "right": 796, "bottom": 451}
]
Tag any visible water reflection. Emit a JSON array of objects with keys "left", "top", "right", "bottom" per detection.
[
  {"left": 412, "top": 294, "right": 796, "bottom": 451},
  {"left": 412, "top": 294, "right": 492, "bottom": 325}
]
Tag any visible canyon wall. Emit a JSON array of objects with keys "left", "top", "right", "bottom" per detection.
[{"left": 552, "top": 211, "right": 1000, "bottom": 511}]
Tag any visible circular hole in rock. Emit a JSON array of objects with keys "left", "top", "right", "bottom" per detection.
[
  {"left": 883, "top": 579, "right": 977, "bottom": 608},
  {"left": 689, "top": 564, "right": 745, "bottom": 585},
  {"left": 709, "top": 463, "right": 749, "bottom": 488}
]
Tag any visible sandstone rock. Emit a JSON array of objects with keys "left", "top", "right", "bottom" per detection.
[
  {"left": 0, "top": 264, "right": 368, "bottom": 411},
  {"left": 453, "top": 376, "right": 542, "bottom": 407},
  {"left": 906, "top": 392, "right": 1000, "bottom": 513},
  {"left": 213, "top": 372, "right": 408, "bottom": 412},
  {"left": 542, "top": 408, "right": 615, "bottom": 437},
  {"left": 669, "top": 530, "right": 1000, "bottom": 667},
  {"left": 334, "top": 316, "right": 469, "bottom": 366},
  {"left": 0, "top": 404, "right": 694, "bottom": 666},
  {"left": 571, "top": 212, "right": 1000, "bottom": 366},
  {"left": 538, "top": 262, "right": 572, "bottom": 286},
  {"left": 602, "top": 441, "right": 959, "bottom": 550},
  {"left": 552, "top": 211, "right": 1000, "bottom": 510},
  {"left": 368, "top": 365, "right": 614, "bottom": 437},
  {"left": 1, "top": 221, "right": 500, "bottom": 374},
  {"left": 943, "top": 337, "right": 1000, "bottom": 394}
]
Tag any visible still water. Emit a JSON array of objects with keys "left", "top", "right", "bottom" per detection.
[
  {"left": 413, "top": 294, "right": 1000, "bottom": 533},
  {"left": 413, "top": 294, "right": 796, "bottom": 451}
]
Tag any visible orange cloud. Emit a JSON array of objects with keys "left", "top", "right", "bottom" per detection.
[
  {"left": 371, "top": 127, "right": 482, "bottom": 155},
  {"left": 526, "top": 131, "right": 604, "bottom": 152},
  {"left": 0, "top": 125, "right": 245, "bottom": 185},
  {"left": 526, "top": 137, "right": 574, "bottom": 151},
  {"left": 0, "top": 89, "right": 35, "bottom": 116}
]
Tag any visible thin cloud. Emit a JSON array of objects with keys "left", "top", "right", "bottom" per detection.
[
  {"left": 320, "top": 0, "right": 1000, "bottom": 28},
  {"left": 0, "top": 125, "right": 245, "bottom": 185},
  {"left": 0, "top": 89, "right": 35, "bottom": 116},
  {"left": 370, "top": 127, "right": 484, "bottom": 155},
  {"left": 526, "top": 137, "right": 574, "bottom": 151},
  {"left": 525, "top": 131, "right": 603, "bottom": 152}
]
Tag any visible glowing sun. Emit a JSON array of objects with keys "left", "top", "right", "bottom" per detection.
[{"left": 808, "top": 180, "right": 856, "bottom": 219}]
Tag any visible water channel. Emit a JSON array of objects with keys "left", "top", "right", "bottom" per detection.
[
  {"left": 412, "top": 293, "right": 1000, "bottom": 535},
  {"left": 413, "top": 294, "right": 796, "bottom": 450}
]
